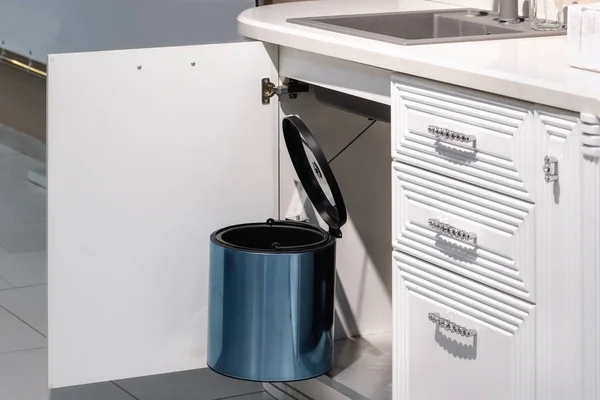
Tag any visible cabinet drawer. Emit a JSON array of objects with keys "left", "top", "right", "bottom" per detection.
[
  {"left": 392, "top": 75, "right": 535, "bottom": 201},
  {"left": 393, "top": 162, "right": 535, "bottom": 302},
  {"left": 394, "top": 252, "right": 535, "bottom": 400}
]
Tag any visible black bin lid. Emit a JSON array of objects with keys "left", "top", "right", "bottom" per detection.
[{"left": 282, "top": 116, "right": 347, "bottom": 238}]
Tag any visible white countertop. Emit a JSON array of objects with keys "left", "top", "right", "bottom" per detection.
[{"left": 239, "top": 0, "right": 600, "bottom": 115}]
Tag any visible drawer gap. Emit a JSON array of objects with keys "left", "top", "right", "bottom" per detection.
[
  {"left": 403, "top": 280, "right": 520, "bottom": 334},
  {"left": 396, "top": 151, "right": 533, "bottom": 202},
  {"left": 404, "top": 224, "right": 516, "bottom": 270},
  {"left": 397, "top": 239, "right": 532, "bottom": 301},
  {"left": 404, "top": 186, "right": 523, "bottom": 229},
  {"left": 394, "top": 163, "right": 533, "bottom": 212},
  {"left": 406, "top": 102, "right": 520, "bottom": 137},
  {"left": 399, "top": 171, "right": 529, "bottom": 219},
  {"left": 396, "top": 252, "right": 535, "bottom": 312},
  {"left": 401, "top": 138, "right": 523, "bottom": 182}
]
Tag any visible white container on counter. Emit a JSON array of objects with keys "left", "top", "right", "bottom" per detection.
[{"left": 568, "top": 3, "right": 600, "bottom": 72}]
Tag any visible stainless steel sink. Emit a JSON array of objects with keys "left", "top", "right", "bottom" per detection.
[{"left": 288, "top": 9, "right": 565, "bottom": 45}]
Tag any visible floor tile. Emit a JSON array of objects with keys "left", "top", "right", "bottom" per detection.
[
  {"left": 0, "top": 285, "right": 47, "bottom": 336},
  {"left": 0, "top": 306, "right": 46, "bottom": 353},
  {"left": 332, "top": 353, "right": 392, "bottom": 400},
  {"left": 229, "top": 392, "right": 274, "bottom": 400},
  {"left": 0, "top": 251, "right": 47, "bottom": 287},
  {"left": 28, "top": 167, "right": 47, "bottom": 189},
  {"left": 21, "top": 136, "right": 46, "bottom": 164},
  {"left": 0, "top": 220, "right": 46, "bottom": 253},
  {"left": 0, "top": 348, "right": 48, "bottom": 400},
  {"left": 0, "top": 168, "right": 27, "bottom": 189},
  {"left": 0, "top": 124, "right": 25, "bottom": 155},
  {"left": 0, "top": 143, "right": 18, "bottom": 157},
  {"left": 0, "top": 276, "right": 13, "bottom": 290},
  {"left": 115, "top": 368, "right": 263, "bottom": 400},
  {"left": 0, "top": 182, "right": 46, "bottom": 223},
  {"left": 51, "top": 382, "right": 136, "bottom": 400},
  {"left": 0, "top": 153, "right": 45, "bottom": 181}
]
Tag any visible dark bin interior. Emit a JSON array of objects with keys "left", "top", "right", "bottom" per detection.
[{"left": 213, "top": 221, "right": 332, "bottom": 252}]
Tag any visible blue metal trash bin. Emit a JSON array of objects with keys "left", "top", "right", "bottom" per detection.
[{"left": 207, "top": 116, "right": 347, "bottom": 382}]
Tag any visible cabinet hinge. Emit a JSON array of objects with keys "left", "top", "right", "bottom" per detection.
[
  {"left": 262, "top": 78, "right": 309, "bottom": 105},
  {"left": 543, "top": 156, "right": 558, "bottom": 183}
]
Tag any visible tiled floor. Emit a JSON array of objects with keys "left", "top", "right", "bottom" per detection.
[
  {"left": 51, "top": 369, "right": 271, "bottom": 400},
  {"left": 0, "top": 144, "right": 48, "bottom": 400},
  {"left": 0, "top": 143, "right": 273, "bottom": 400}
]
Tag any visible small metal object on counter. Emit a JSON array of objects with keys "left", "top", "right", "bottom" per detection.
[
  {"left": 428, "top": 312, "right": 478, "bottom": 337},
  {"left": 427, "top": 125, "right": 476, "bottom": 143},
  {"left": 428, "top": 219, "right": 477, "bottom": 242},
  {"left": 499, "top": 0, "right": 521, "bottom": 23}
]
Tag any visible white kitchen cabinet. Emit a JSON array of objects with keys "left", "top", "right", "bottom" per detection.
[
  {"left": 392, "top": 75, "right": 537, "bottom": 202},
  {"left": 532, "top": 106, "right": 595, "bottom": 400},
  {"left": 48, "top": 41, "right": 392, "bottom": 390},
  {"left": 394, "top": 252, "right": 535, "bottom": 400},
  {"left": 393, "top": 162, "right": 535, "bottom": 302},
  {"left": 46, "top": 31, "right": 600, "bottom": 399},
  {"left": 392, "top": 73, "right": 600, "bottom": 400}
]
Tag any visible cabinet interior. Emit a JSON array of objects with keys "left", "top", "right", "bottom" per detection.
[{"left": 279, "top": 83, "right": 393, "bottom": 399}]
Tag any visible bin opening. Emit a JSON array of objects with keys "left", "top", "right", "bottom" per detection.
[{"left": 212, "top": 221, "right": 333, "bottom": 253}]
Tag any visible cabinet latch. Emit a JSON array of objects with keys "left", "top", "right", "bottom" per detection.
[
  {"left": 543, "top": 156, "right": 558, "bottom": 182},
  {"left": 284, "top": 214, "right": 310, "bottom": 223},
  {"left": 262, "top": 78, "right": 309, "bottom": 105}
]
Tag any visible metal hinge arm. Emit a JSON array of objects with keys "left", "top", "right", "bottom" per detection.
[{"left": 262, "top": 78, "right": 309, "bottom": 104}]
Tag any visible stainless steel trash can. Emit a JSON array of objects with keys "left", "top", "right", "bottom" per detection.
[{"left": 207, "top": 116, "right": 347, "bottom": 382}]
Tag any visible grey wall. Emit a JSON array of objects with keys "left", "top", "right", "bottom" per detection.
[
  {"left": 0, "top": 0, "right": 255, "bottom": 142},
  {"left": 0, "top": 0, "right": 255, "bottom": 62},
  {"left": 0, "top": 63, "right": 45, "bottom": 143}
]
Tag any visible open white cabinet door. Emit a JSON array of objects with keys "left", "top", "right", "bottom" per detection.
[{"left": 47, "top": 42, "right": 279, "bottom": 388}]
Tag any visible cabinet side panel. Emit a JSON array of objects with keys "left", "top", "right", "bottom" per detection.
[
  {"left": 582, "top": 148, "right": 600, "bottom": 400},
  {"left": 534, "top": 107, "right": 583, "bottom": 400},
  {"left": 392, "top": 78, "right": 408, "bottom": 400}
]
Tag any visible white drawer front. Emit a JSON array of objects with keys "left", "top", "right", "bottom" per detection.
[
  {"left": 392, "top": 75, "right": 536, "bottom": 201},
  {"left": 394, "top": 252, "right": 535, "bottom": 400},
  {"left": 393, "top": 162, "right": 535, "bottom": 302}
]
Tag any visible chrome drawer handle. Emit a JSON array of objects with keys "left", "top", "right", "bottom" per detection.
[
  {"left": 428, "top": 313, "right": 477, "bottom": 337},
  {"left": 428, "top": 219, "right": 477, "bottom": 242},
  {"left": 427, "top": 125, "right": 476, "bottom": 143}
]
